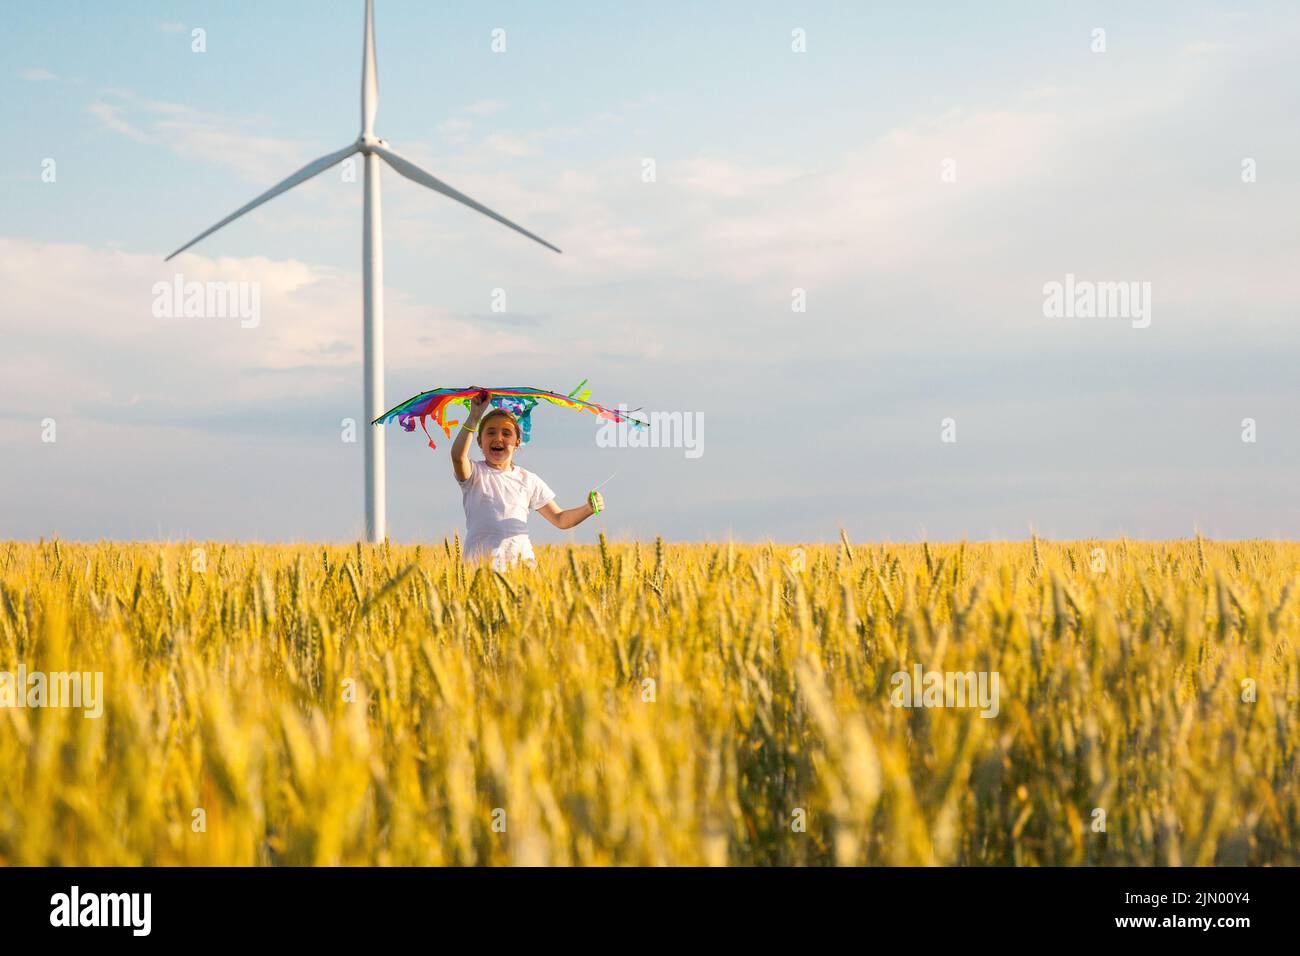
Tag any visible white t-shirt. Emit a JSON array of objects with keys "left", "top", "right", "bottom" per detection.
[{"left": 458, "top": 459, "right": 556, "bottom": 569}]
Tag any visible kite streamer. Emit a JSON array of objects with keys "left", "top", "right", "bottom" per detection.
[{"left": 373, "top": 381, "right": 648, "bottom": 450}]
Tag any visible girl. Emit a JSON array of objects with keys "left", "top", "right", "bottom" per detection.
[{"left": 451, "top": 391, "right": 605, "bottom": 569}]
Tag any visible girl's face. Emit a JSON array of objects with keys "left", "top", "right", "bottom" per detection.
[{"left": 479, "top": 418, "right": 520, "bottom": 468}]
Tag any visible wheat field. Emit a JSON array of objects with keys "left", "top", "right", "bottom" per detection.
[{"left": 0, "top": 536, "right": 1296, "bottom": 866}]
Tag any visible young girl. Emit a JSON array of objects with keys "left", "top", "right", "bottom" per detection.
[{"left": 451, "top": 391, "right": 605, "bottom": 569}]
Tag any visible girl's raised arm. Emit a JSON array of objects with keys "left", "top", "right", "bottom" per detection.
[{"left": 451, "top": 392, "right": 490, "bottom": 482}]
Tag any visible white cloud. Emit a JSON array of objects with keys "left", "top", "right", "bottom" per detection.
[
  {"left": 483, "top": 133, "right": 536, "bottom": 158},
  {"left": 1185, "top": 40, "right": 1231, "bottom": 55},
  {"left": 463, "top": 100, "right": 505, "bottom": 116},
  {"left": 88, "top": 102, "right": 156, "bottom": 143},
  {"left": 0, "top": 238, "right": 594, "bottom": 433},
  {"left": 89, "top": 89, "right": 337, "bottom": 186},
  {"left": 674, "top": 158, "right": 802, "bottom": 200},
  {"left": 19, "top": 67, "right": 58, "bottom": 82},
  {"left": 436, "top": 116, "right": 473, "bottom": 146}
]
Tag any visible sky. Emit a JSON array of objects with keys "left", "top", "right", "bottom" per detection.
[{"left": 1, "top": 1, "right": 1297, "bottom": 544}]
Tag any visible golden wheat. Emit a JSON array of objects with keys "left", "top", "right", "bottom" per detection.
[{"left": 0, "top": 536, "right": 1295, "bottom": 865}]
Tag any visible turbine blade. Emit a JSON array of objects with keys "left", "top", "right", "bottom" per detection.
[
  {"left": 165, "top": 142, "right": 360, "bottom": 260},
  {"left": 362, "top": 0, "right": 378, "bottom": 135},
  {"left": 372, "top": 144, "right": 562, "bottom": 254}
]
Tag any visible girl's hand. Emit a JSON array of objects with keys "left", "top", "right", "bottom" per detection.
[
  {"left": 468, "top": 390, "right": 491, "bottom": 422},
  {"left": 589, "top": 491, "right": 605, "bottom": 515}
]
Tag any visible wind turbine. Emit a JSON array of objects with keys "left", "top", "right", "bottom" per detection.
[{"left": 166, "top": 0, "right": 561, "bottom": 543}]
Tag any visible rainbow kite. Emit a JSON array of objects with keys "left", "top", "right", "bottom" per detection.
[{"left": 373, "top": 380, "right": 648, "bottom": 449}]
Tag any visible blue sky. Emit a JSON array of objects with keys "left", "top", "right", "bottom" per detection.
[{"left": 1, "top": 1, "right": 1297, "bottom": 543}]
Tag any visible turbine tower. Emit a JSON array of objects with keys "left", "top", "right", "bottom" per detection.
[{"left": 166, "top": 0, "right": 561, "bottom": 542}]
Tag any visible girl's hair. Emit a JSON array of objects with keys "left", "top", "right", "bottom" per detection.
[{"left": 477, "top": 408, "right": 523, "bottom": 446}]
